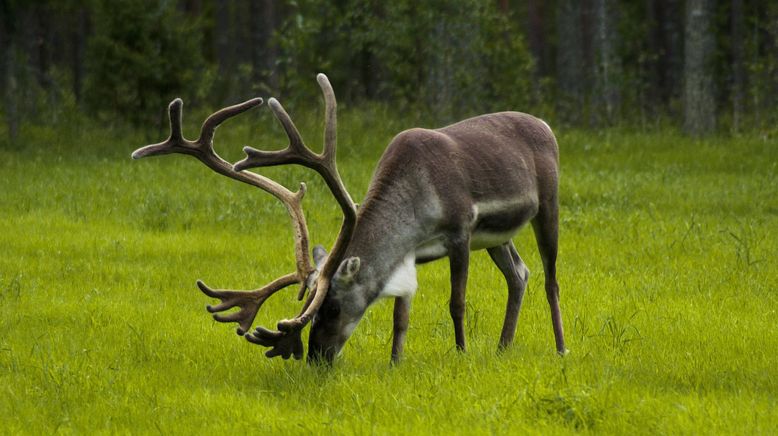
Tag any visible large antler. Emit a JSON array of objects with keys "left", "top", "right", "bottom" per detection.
[
  {"left": 234, "top": 74, "right": 358, "bottom": 356},
  {"left": 132, "top": 97, "right": 317, "bottom": 348}
]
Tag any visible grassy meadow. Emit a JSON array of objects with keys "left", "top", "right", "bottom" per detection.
[{"left": 0, "top": 107, "right": 776, "bottom": 434}]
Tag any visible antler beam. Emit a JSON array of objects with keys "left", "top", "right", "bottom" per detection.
[
  {"left": 133, "top": 74, "right": 356, "bottom": 360},
  {"left": 132, "top": 97, "right": 316, "bottom": 339},
  {"left": 234, "top": 74, "right": 357, "bottom": 357}
]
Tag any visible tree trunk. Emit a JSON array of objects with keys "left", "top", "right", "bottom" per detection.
[
  {"left": 182, "top": 0, "right": 201, "bottom": 15},
  {"left": 0, "top": 0, "right": 7, "bottom": 101},
  {"left": 644, "top": 0, "right": 684, "bottom": 114},
  {"left": 4, "top": 42, "right": 18, "bottom": 144},
  {"left": 645, "top": 0, "right": 663, "bottom": 114},
  {"left": 426, "top": 18, "right": 454, "bottom": 120},
  {"left": 34, "top": 3, "right": 51, "bottom": 93},
  {"left": 249, "top": 0, "right": 276, "bottom": 94},
  {"left": 249, "top": 0, "right": 263, "bottom": 90},
  {"left": 731, "top": 0, "right": 745, "bottom": 132},
  {"left": 761, "top": 4, "right": 778, "bottom": 129},
  {"left": 214, "top": 0, "right": 235, "bottom": 102},
  {"left": 663, "top": 0, "right": 684, "bottom": 108},
  {"left": 424, "top": 6, "right": 481, "bottom": 120},
  {"left": 556, "top": 0, "right": 584, "bottom": 124},
  {"left": 527, "top": 0, "right": 549, "bottom": 78},
  {"left": 214, "top": 0, "right": 231, "bottom": 74},
  {"left": 683, "top": 0, "right": 716, "bottom": 136},
  {"left": 578, "top": 0, "right": 596, "bottom": 125},
  {"left": 71, "top": 6, "right": 87, "bottom": 106},
  {"left": 592, "top": 0, "right": 620, "bottom": 125},
  {"left": 232, "top": 1, "right": 250, "bottom": 97},
  {"left": 1, "top": 0, "right": 18, "bottom": 144},
  {"left": 263, "top": 0, "right": 278, "bottom": 93}
]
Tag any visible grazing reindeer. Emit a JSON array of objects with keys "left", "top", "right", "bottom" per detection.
[{"left": 133, "top": 74, "right": 567, "bottom": 364}]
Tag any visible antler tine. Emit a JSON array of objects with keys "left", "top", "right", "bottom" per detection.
[
  {"left": 130, "top": 98, "right": 189, "bottom": 160},
  {"left": 197, "top": 273, "right": 298, "bottom": 335},
  {"left": 313, "top": 73, "right": 356, "bottom": 218},
  {"left": 232, "top": 98, "right": 318, "bottom": 171},
  {"left": 198, "top": 98, "right": 263, "bottom": 149},
  {"left": 169, "top": 98, "right": 185, "bottom": 143},
  {"left": 317, "top": 73, "right": 337, "bottom": 163},
  {"left": 267, "top": 98, "right": 316, "bottom": 157}
]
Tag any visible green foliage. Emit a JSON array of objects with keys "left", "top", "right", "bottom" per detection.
[
  {"left": 0, "top": 110, "right": 776, "bottom": 432},
  {"left": 84, "top": 0, "right": 205, "bottom": 127},
  {"left": 279, "top": 0, "right": 533, "bottom": 120},
  {"left": 3, "top": 0, "right": 777, "bottom": 137}
]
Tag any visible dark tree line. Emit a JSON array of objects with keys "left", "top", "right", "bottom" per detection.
[{"left": 1, "top": 0, "right": 776, "bottom": 145}]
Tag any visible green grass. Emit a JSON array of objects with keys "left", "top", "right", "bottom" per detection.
[{"left": 1, "top": 109, "right": 776, "bottom": 434}]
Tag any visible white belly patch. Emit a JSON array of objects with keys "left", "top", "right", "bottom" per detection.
[
  {"left": 416, "top": 236, "right": 447, "bottom": 260},
  {"left": 470, "top": 229, "right": 520, "bottom": 250}
]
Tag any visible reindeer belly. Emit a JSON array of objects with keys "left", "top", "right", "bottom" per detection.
[
  {"left": 470, "top": 229, "right": 520, "bottom": 250},
  {"left": 415, "top": 237, "right": 448, "bottom": 263},
  {"left": 471, "top": 197, "right": 538, "bottom": 248},
  {"left": 414, "top": 222, "right": 523, "bottom": 256},
  {"left": 414, "top": 195, "right": 538, "bottom": 262}
]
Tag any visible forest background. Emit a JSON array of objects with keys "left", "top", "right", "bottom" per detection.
[{"left": 1, "top": 0, "right": 777, "bottom": 142}]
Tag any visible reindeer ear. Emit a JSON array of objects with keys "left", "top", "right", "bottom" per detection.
[
  {"left": 334, "top": 257, "right": 361, "bottom": 285},
  {"left": 312, "top": 245, "right": 328, "bottom": 269}
]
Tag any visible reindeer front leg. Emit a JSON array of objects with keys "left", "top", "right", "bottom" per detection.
[
  {"left": 448, "top": 236, "right": 470, "bottom": 352},
  {"left": 391, "top": 296, "right": 411, "bottom": 364}
]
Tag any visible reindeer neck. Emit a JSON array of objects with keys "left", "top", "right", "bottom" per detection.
[{"left": 345, "top": 192, "right": 421, "bottom": 297}]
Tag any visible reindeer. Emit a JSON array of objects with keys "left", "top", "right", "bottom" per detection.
[{"left": 132, "top": 74, "right": 567, "bottom": 364}]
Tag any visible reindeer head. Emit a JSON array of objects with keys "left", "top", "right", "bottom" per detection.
[{"left": 307, "top": 252, "right": 369, "bottom": 363}]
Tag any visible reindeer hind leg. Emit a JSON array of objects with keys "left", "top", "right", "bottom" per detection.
[
  {"left": 487, "top": 241, "right": 529, "bottom": 351},
  {"left": 531, "top": 200, "right": 567, "bottom": 355}
]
